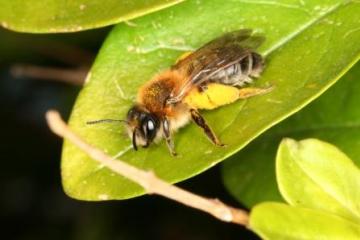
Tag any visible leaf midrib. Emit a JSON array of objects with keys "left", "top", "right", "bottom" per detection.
[{"left": 262, "top": 1, "right": 345, "bottom": 57}]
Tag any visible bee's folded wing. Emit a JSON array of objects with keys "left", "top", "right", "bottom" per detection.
[{"left": 168, "top": 29, "right": 265, "bottom": 104}]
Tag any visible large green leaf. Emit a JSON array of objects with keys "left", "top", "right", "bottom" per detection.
[
  {"left": 250, "top": 202, "right": 360, "bottom": 240},
  {"left": 62, "top": 0, "right": 360, "bottom": 200},
  {"left": 277, "top": 139, "right": 360, "bottom": 222},
  {"left": 0, "top": 0, "right": 184, "bottom": 33},
  {"left": 222, "top": 60, "right": 360, "bottom": 208}
]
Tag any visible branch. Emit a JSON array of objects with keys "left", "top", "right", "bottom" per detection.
[
  {"left": 11, "top": 64, "right": 88, "bottom": 86},
  {"left": 45, "top": 110, "right": 249, "bottom": 226},
  {"left": 29, "top": 40, "right": 94, "bottom": 67}
]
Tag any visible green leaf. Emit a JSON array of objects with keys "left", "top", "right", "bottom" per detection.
[
  {"left": 222, "top": 60, "right": 360, "bottom": 208},
  {"left": 250, "top": 202, "right": 360, "bottom": 240},
  {"left": 277, "top": 138, "right": 360, "bottom": 222},
  {"left": 0, "top": 0, "right": 184, "bottom": 33},
  {"left": 63, "top": 0, "right": 360, "bottom": 200}
]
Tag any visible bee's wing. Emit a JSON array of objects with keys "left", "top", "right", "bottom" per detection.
[{"left": 169, "top": 29, "right": 265, "bottom": 103}]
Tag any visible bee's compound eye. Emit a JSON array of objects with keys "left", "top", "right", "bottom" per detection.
[
  {"left": 144, "top": 117, "right": 157, "bottom": 141},
  {"left": 147, "top": 120, "right": 155, "bottom": 131}
]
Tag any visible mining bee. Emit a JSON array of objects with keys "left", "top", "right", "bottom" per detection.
[{"left": 88, "top": 29, "right": 272, "bottom": 156}]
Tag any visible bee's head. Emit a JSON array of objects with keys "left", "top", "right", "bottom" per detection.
[
  {"left": 86, "top": 105, "right": 160, "bottom": 151},
  {"left": 126, "top": 105, "right": 160, "bottom": 150}
]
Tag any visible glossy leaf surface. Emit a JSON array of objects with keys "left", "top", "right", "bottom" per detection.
[
  {"left": 250, "top": 202, "right": 360, "bottom": 240},
  {"left": 0, "top": 0, "right": 185, "bottom": 33},
  {"left": 63, "top": 0, "right": 360, "bottom": 200}
]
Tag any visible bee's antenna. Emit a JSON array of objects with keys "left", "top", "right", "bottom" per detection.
[{"left": 86, "top": 119, "right": 129, "bottom": 125}]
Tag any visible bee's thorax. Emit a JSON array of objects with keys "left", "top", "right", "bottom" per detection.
[{"left": 137, "top": 70, "right": 186, "bottom": 114}]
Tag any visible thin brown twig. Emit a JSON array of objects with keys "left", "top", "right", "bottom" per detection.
[
  {"left": 28, "top": 40, "right": 95, "bottom": 67},
  {"left": 45, "top": 110, "right": 250, "bottom": 226},
  {"left": 11, "top": 64, "right": 88, "bottom": 86}
]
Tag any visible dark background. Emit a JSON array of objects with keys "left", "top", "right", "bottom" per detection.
[{"left": 0, "top": 27, "right": 259, "bottom": 240}]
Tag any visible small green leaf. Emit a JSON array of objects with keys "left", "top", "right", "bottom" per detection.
[
  {"left": 250, "top": 202, "right": 360, "bottom": 240},
  {"left": 222, "top": 60, "right": 360, "bottom": 208},
  {"left": 63, "top": 0, "right": 360, "bottom": 200},
  {"left": 0, "top": 0, "right": 184, "bottom": 33},
  {"left": 278, "top": 138, "right": 360, "bottom": 222}
]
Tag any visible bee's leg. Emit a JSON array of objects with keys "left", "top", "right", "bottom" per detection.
[
  {"left": 238, "top": 85, "right": 274, "bottom": 99},
  {"left": 190, "top": 109, "right": 225, "bottom": 146},
  {"left": 162, "top": 118, "right": 177, "bottom": 156}
]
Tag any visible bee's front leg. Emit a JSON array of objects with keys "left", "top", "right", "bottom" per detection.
[
  {"left": 162, "top": 117, "right": 177, "bottom": 156},
  {"left": 190, "top": 109, "right": 225, "bottom": 147}
]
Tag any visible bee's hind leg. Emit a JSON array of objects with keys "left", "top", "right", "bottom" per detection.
[
  {"left": 238, "top": 85, "right": 274, "bottom": 99},
  {"left": 190, "top": 109, "right": 225, "bottom": 147}
]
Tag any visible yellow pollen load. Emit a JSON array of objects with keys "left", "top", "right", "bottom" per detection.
[{"left": 184, "top": 83, "right": 240, "bottom": 110}]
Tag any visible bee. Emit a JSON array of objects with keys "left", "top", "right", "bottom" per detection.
[{"left": 88, "top": 29, "right": 272, "bottom": 156}]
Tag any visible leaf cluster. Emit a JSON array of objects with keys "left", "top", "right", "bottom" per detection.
[{"left": 2, "top": 0, "right": 360, "bottom": 239}]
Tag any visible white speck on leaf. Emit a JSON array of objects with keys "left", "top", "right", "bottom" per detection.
[
  {"left": 335, "top": 21, "right": 342, "bottom": 26},
  {"left": 171, "top": 37, "right": 185, "bottom": 45},
  {"left": 98, "top": 194, "right": 109, "bottom": 200},
  {"left": 205, "top": 150, "right": 213, "bottom": 155},
  {"left": 80, "top": 4, "right": 86, "bottom": 10},
  {"left": 314, "top": 5, "right": 322, "bottom": 11},
  {"left": 127, "top": 45, "right": 136, "bottom": 52},
  {"left": 323, "top": 19, "right": 334, "bottom": 25},
  {"left": 266, "top": 98, "right": 283, "bottom": 104},
  {"left": 124, "top": 21, "right": 137, "bottom": 27}
]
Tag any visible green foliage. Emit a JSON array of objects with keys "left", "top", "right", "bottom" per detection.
[
  {"left": 249, "top": 139, "right": 360, "bottom": 239},
  {"left": 61, "top": 0, "right": 360, "bottom": 200},
  {"left": 250, "top": 203, "right": 360, "bottom": 240},
  {"left": 222, "top": 60, "right": 360, "bottom": 207},
  {"left": 277, "top": 139, "right": 360, "bottom": 222},
  {"left": 0, "top": 0, "right": 184, "bottom": 33}
]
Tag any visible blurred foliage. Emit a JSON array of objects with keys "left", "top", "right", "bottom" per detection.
[
  {"left": 0, "top": 0, "right": 185, "bottom": 33},
  {"left": 250, "top": 139, "right": 360, "bottom": 239},
  {"left": 277, "top": 139, "right": 360, "bottom": 222},
  {"left": 251, "top": 202, "right": 360, "bottom": 240}
]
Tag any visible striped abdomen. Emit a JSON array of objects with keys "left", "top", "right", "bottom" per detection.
[{"left": 209, "top": 52, "right": 264, "bottom": 87}]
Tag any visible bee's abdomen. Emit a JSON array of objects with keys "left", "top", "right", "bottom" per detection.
[{"left": 209, "top": 52, "right": 264, "bottom": 87}]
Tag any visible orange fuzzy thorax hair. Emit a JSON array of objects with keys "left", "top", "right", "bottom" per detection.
[{"left": 137, "top": 70, "right": 185, "bottom": 115}]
